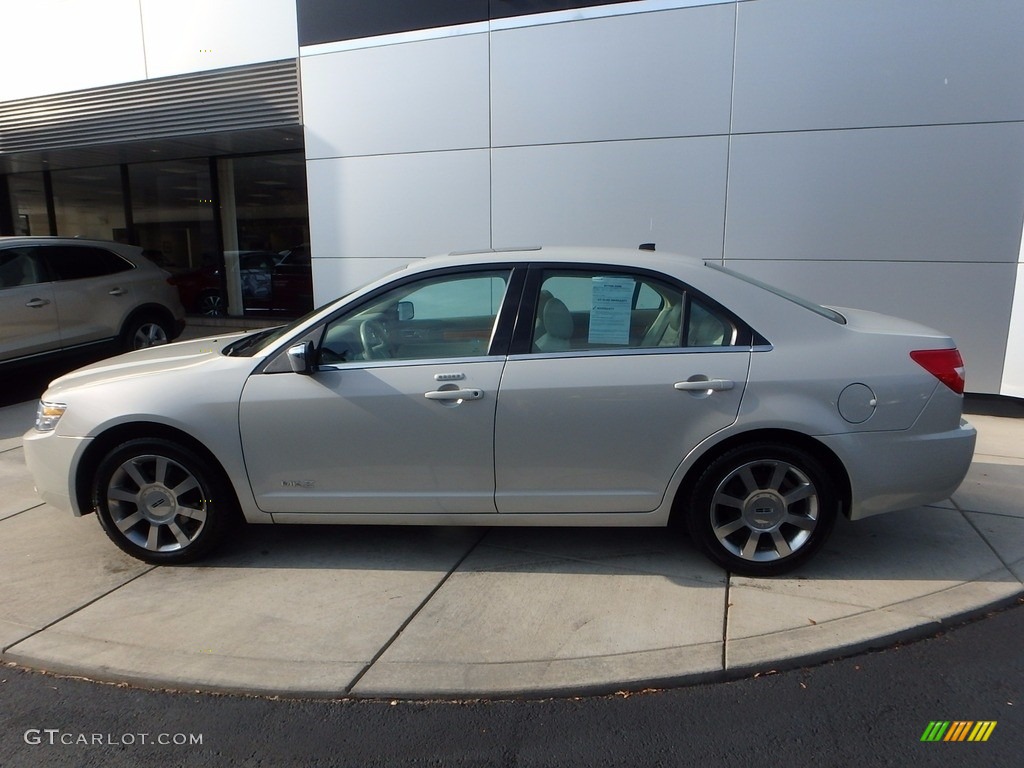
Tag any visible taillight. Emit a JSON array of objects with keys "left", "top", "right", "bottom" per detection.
[{"left": 910, "top": 348, "right": 965, "bottom": 395}]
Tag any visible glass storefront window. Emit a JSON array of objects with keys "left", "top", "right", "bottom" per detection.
[
  {"left": 218, "top": 153, "right": 311, "bottom": 317},
  {"left": 5, "top": 172, "right": 50, "bottom": 236},
  {"left": 2, "top": 150, "right": 312, "bottom": 318},
  {"left": 51, "top": 165, "right": 126, "bottom": 240},
  {"left": 129, "top": 159, "right": 217, "bottom": 272}
]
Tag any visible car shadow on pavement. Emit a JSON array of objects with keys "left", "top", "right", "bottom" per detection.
[
  {"left": 203, "top": 523, "right": 726, "bottom": 587},
  {"left": 185, "top": 505, "right": 1023, "bottom": 589}
]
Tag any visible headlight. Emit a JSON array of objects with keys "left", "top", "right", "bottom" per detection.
[{"left": 35, "top": 401, "right": 67, "bottom": 432}]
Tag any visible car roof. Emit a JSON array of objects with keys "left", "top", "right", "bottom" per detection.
[
  {"left": 400, "top": 245, "right": 709, "bottom": 277},
  {"left": 0, "top": 236, "right": 140, "bottom": 250}
]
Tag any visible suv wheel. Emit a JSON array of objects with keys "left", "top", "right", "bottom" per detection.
[{"left": 123, "top": 314, "right": 170, "bottom": 350}]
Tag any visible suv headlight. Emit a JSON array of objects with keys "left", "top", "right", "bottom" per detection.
[{"left": 35, "top": 401, "right": 67, "bottom": 432}]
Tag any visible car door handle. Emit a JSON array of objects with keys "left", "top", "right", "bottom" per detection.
[
  {"left": 424, "top": 388, "right": 484, "bottom": 401},
  {"left": 674, "top": 379, "right": 735, "bottom": 392},
  {"left": 25, "top": 298, "right": 51, "bottom": 308},
  {"left": 108, "top": 287, "right": 127, "bottom": 296}
]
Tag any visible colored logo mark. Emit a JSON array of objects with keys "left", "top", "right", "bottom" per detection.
[{"left": 920, "top": 721, "right": 997, "bottom": 742}]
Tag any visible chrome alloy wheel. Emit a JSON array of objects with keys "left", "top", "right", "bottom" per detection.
[
  {"left": 709, "top": 459, "right": 819, "bottom": 563},
  {"left": 132, "top": 322, "right": 169, "bottom": 349},
  {"left": 105, "top": 454, "right": 208, "bottom": 553},
  {"left": 199, "top": 292, "right": 226, "bottom": 316}
]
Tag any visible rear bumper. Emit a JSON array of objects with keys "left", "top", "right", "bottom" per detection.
[{"left": 818, "top": 418, "right": 976, "bottom": 520}]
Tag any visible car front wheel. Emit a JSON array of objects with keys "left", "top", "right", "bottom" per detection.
[
  {"left": 92, "top": 438, "right": 236, "bottom": 565},
  {"left": 686, "top": 443, "right": 838, "bottom": 577}
]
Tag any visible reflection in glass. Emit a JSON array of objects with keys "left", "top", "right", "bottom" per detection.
[
  {"left": 129, "top": 160, "right": 217, "bottom": 272},
  {"left": 218, "top": 153, "right": 311, "bottom": 317},
  {"left": 51, "top": 166, "right": 125, "bottom": 240},
  {"left": 6, "top": 173, "right": 50, "bottom": 236}
]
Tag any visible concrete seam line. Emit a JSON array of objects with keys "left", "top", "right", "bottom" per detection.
[
  {"left": 346, "top": 528, "right": 491, "bottom": 694},
  {"left": 0, "top": 502, "right": 46, "bottom": 521},
  {"left": 721, "top": 574, "right": 731, "bottom": 672},
  {"left": 0, "top": 565, "right": 158, "bottom": 655},
  {"left": 954, "top": 497, "right": 1019, "bottom": 580}
]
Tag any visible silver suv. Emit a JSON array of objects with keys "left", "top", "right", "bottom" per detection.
[{"left": 0, "top": 237, "right": 186, "bottom": 369}]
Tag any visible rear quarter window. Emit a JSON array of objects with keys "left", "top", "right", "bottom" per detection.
[{"left": 42, "top": 246, "right": 134, "bottom": 281}]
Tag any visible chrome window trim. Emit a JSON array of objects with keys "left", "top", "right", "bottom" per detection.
[
  {"left": 507, "top": 345, "right": 755, "bottom": 363},
  {"left": 316, "top": 354, "right": 509, "bottom": 373}
]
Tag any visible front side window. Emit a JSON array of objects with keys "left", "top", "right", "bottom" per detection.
[
  {"left": 0, "top": 247, "right": 47, "bottom": 288},
  {"left": 531, "top": 270, "right": 738, "bottom": 353},
  {"left": 319, "top": 270, "right": 511, "bottom": 364}
]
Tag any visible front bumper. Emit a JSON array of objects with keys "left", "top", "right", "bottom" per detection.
[{"left": 22, "top": 429, "right": 92, "bottom": 515}]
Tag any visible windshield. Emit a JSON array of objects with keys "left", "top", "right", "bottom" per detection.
[
  {"left": 222, "top": 327, "right": 289, "bottom": 357},
  {"left": 222, "top": 300, "right": 339, "bottom": 358},
  {"left": 706, "top": 263, "right": 847, "bottom": 325}
]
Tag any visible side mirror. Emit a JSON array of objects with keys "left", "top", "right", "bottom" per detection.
[
  {"left": 286, "top": 341, "right": 316, "bottom": 374},
  {"left": 397, "top": 301, "right": 415, "bottom": 322}
]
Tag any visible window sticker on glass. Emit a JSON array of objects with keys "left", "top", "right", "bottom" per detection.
[{"left": 588, "top": 276, "right": 635, "bottom": 345}]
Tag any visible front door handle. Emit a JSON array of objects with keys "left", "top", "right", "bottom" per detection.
[
  {"left": 108, "top": 287, "right": 127, "bottom": 296},
  {"left": 424, "top": 388, "right": 484, "bottom": 401},
  {"left": 674, "top": 378, "right": 735, "bottom": 392},
  {"left": 25, "top": 298, "right": 51, "bottom": 308}
]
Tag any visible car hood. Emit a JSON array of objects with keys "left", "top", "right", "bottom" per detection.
[{"left": 45, "top": 333, "right": 251, "bottom": 395}]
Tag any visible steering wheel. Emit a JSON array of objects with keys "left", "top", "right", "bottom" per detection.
[{"left": 359, "top": 317, "right": 390, "bottom": 359}]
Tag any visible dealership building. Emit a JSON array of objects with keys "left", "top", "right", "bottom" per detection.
[{"left": 1, "top": 0, "right": 1022, "bottom": 396}]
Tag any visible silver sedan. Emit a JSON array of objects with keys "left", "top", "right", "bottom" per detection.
[{"left": 24, "top": 247, "right": 977, "bottom": 576}]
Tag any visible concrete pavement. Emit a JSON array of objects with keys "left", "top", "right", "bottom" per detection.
[{"left": 1, "top": 331, "right": 1021, "bottom": 698}]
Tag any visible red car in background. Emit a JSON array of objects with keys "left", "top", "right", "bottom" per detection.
[{"left": 170, "top": 247, "right": 313, "bottom": 317}]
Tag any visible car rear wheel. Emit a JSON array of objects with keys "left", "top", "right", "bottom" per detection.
[
  {"left": 93, "top": 438, "right": 237, "bottom": 565},
  {"left": 198, "top": 291, "right": 226, "bottom": 316},
  {"left": 122, "top": 314, "right": 171, "bottom": 350},
  {"left": 686, "top": 443, "right": 838, "bottom": 577}
]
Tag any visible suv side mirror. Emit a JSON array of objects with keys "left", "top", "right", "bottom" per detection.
[
  {"left": 397, "top": 301, "right": 414, "bottom": 322},
  {"left": 287, "top": 341, "right": 316, "bottom": 374}
]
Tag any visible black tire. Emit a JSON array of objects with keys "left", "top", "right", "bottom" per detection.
[
  {"left": 122, "top": 314, "right": 171, "bottom": 351},
  {"left": 198, "top": 291, "right": 226, "bottom": 317},
  {"left": 92, "top": 438, "right": 238, "bottom": 565},
  {"left": 686, "top": 443, "right": 838, "bottom": 577}
]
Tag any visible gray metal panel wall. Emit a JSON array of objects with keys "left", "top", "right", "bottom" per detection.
[{"left": 299, "top": 0, "right": 1024, "bottom": 394}]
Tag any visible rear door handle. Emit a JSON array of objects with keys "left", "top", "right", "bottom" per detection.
[
  {"left": 108, "top": 287, "right": 127, "bottom": 296},
  {"left": 25, "top": 298, "right": 51, "bottom": 308},
  {"left": 674, "top": 379, "right": 735, "bottom": 392},
  {"left": 424, "top": 388, "right": 484, "bottom": 401}
]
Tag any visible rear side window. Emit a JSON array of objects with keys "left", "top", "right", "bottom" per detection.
[
  {"left": 530, "top": 269, "right": 739, "bottom": 353},
  {"left": 42, "top": 246, "right": 134, "bottom": 281}
]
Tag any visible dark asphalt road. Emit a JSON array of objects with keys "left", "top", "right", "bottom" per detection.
[{"left": 1, "top": 599, "right": 1020, "bottom": 768}]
